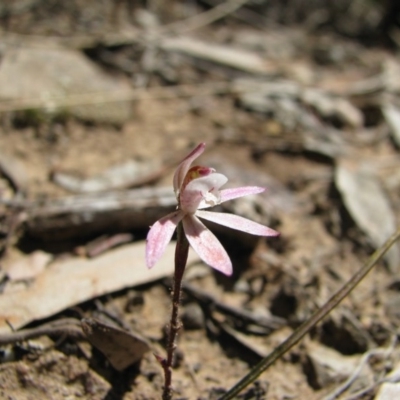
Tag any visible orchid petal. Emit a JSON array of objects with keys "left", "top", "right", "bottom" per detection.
[
  {"left": 196, "top": 210, "right": 280, "bottom": 237},
  {"left": 180, "top": 173, "right": 228, "bottom": 213},
  {"left": 173, "top": 143, "right": 206, "bottom": 194},
  {"left": 182, "top": 215, "right": 232, "bottom": 276},
  {"left": 220, "top": 187, "right": 265, "bottom": 203},
  {"left": 146, "top": 211, "right": 184, "bottom": 268}
]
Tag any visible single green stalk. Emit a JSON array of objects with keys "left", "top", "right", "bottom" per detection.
[
  {"left": 220, "top": 227, "right": 400, "bottom": 400},
  {"left": 162, "top": 222, "right": 189, "bottom": 400}
]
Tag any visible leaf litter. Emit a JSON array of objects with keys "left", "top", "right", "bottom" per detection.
[{"left": 0, "top": 1, "right": 400, "bottom": 399}]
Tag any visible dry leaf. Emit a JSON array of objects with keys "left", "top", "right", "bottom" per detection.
[
  {"left": 52, "top": 159, "right": 162, "bottom": 193},
  {"left": 0, "top": 241, "right": 200, "bottom": 333},
  {"left": 5, "top": 250, "right": 52, "bottom": 281},
  {"left": 81, "top": 318, "right": 150, "bottom": 370},
  {"left": 335, "top": 159, "right": 399, "bottom": 271}
]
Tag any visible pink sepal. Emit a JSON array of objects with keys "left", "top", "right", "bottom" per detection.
[
  {"left": 173, "top": 143, "right": 205, "bottom": 194},
  {"left": 182, "top": 215, "right": 233, "bottom": 276},
  {"left": 220, "top": 187, "right": 265, "bottom": 203},
  {"left": 196, "top": 210, "right": 280, "bottom": 237},
  {"left": 146, "top": 211, "right": 184, "bottom": 268}
]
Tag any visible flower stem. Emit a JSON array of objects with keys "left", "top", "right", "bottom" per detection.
[{"left": 162, "top": 222, "right": 189, "bottom": 400}]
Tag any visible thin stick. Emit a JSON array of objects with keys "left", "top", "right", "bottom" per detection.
[
  {"left": 157, "top": 0, "right": 251, "bottom": 36},
  {"left": 219, "top": 227, "right": 400, "bottom": 400},
  {"left": 162, "top": 222, "right": 189, "bottom": 400},
  {"left": 0, "top": 318, "right": 83, "bottom": 345}
]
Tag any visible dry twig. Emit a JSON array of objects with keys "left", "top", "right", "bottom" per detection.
[{"left": 0, "top": 318, "right": 83, "bottom": 345}]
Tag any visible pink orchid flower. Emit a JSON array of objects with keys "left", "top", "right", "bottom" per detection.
[{"left": 146, "top": 143, "right": 279, "bottom": 276}]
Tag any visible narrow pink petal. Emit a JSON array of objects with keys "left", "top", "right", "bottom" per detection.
[
  {"left": 173, "top": 143, "right": 206, "bottom": 193},
  {"left": 146, "top": 211, "right": 184, "bottom": 268},
  {"left": 182, "top": 215, "right": 233, "bottom": 276},
  {"left": 196, "top": 210, "right": 280, "bottom": 237},
  {"left": 220, "top": 186, "right": 265, "bottom": 203}
]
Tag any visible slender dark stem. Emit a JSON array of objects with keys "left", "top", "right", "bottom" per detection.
[
  {"left": 219, "top": 227, "right": 400, "bottom": 400},
  {"left": 162, "top": 222, "right": 189, "bottom": 400}
]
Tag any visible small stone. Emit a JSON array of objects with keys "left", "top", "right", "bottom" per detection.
[
  {"left": 181, "top": 302, "right": 205, "bottom": 330},
  {"left": 303, "top": 341, "right": 372, "bottom": 390}
]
